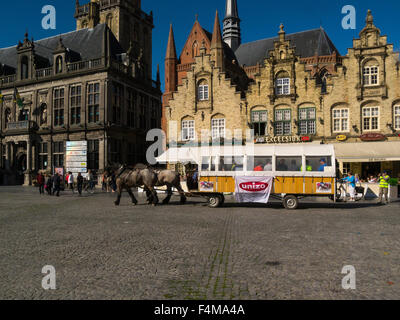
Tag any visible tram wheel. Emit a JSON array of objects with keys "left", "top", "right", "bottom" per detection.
[
  {"left": 283, "top": 195, "right": 299, "bottom": 210},
  {"left": 207, "top": 195, "right": 223, "bottom": 208}
]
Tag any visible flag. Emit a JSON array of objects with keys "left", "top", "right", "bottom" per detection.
[
  {"left": 13, "top": 87, "right": 24, "bottom": 108},
  {"left": 0, "top": 91, "right": 3, "bottom": 104}
]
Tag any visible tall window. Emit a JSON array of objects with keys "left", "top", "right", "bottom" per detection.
[
  {"left": 198, "top": 80, "right": 209, "bottom": 101},
  {"left": 363, "top": 66, "right": 379, "bottom": 86},
  {"left": 109, "top": 139, "right": 121, "bottom": 164},
  {"left": 55, "top": 56, "right": 63, "bottom": 74},
  {"left": 38, "top": 143, "right": 48, "bottom": 170},
  {"left": 275, "top": 109, "right": 291, "bottom": 136},
  {"left": 363, "top": 107, "right": 379, "bottom": 131},
  {"left": 53, "top": 142, "right": 64, "bottom": 168},
  {"left": 395, "top": 106, "right": 400, "bottom": 130},
  {"left": 112, "top": 83, "right": 123, "bottom": 124},
  {"left": 20, "top": 56, "right": 28, "bottom": 80},
  {"left": 53, "top": 88, "right": 64, "bottom": 126},
  {"left": 88, "top": 83, "right": 100, "bottom": 123},
  {"left": 299, "top": 107, "right": 316, "bottom": 135},
  {"left": 1, "top": 145, "right": 6, "bottom": 169},
  {"left": 128, "top": 143, "right": 136, "bottom": 165},
  {"left": 88, "top": 140, "right": 99, "bottom": 170},
  {"left": 251, "top": 111, "right": 268, "bottom": 136},
  {"left": 275, "top": 72, "right": 290, "bottom": 95},
  {"left": 70, "top": 85, "right": 81, "bottom": 125},
  {"left": 139, "top": 94, "right": 147, "bottom": 129},
  {"left": 5, "top": 108, "right": 11, "bottom": 125},
  {"left": 127, "top": 89, "right": 136, "bottom": 128},
  {"left": 333, "top": 108, "right": 349, "bottom": 132},
  {"left": 18, "top": 109, "right": 29, "bottom": 121},
  {"left": 211, "top": 118, "right": 225, "bottom": 139},
  {"left": 182, "top": 120, "right": 195, "bottom": 141}
]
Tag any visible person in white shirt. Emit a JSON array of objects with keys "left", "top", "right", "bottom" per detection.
[{"left": 68, "top": 172, "right": 74, "bottom": 193}]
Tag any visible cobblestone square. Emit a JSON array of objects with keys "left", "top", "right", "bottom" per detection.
[{"left": 0, "top": 187, "right": 399, "bottom": 300}]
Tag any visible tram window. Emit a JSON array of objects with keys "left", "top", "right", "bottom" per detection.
[
  {"left": 247, "top": 156, "right": 273, "bottom": 171},
  {"left": 306, "top": 156, "right": 332, "bottom": 172},
  {"left": 201, "top": 157, "right": 210, "bottom": 171},
  {"left": 219, "top": 156, "right": 244, "bottom": 172},
  {"left": 201, "top": 157, "right": 218, "bottom": 171},
  {"left": 276, "top": 156, "right": 302, "bottom": 171}
]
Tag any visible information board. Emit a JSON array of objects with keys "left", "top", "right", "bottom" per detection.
[{"left": 66, "top": 141, "right": 88, "bottom": 178}]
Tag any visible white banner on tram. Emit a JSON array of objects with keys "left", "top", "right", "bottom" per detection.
[{"left": 235, "top": 177, "right": 274, "bottom": 204}]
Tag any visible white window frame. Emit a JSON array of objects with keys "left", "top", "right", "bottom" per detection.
[
  {"left": 198, "top": 84, "right": 209, "bottom": 101},
  {"left": 394, "top": 106, "right": 400, "bottom": 130},
  {"left": 276, "top": 78, "right": 290, "bottom": 95},
  {"left": 275, "top": 109, "right": 291, "bottom": 136},
  {"left": 211, "top": 119, "right": 225, "bottom": 139},
  {"left": 332, "top": 108, "right": 349, "bottom": 133},
  {"left": 181, "top": 120, "right": 195, "bottom": 141},
  {"left": 363, "top": 66, "right": 379, "bottom": 86},
  {"left": 362, "top": 106, "right": 380, "bottom": 131},
  {"left": 298, "top": 107, "right": 316, "bottom": 135}
]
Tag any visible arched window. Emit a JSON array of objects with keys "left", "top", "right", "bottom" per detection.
[
  {"left": 332, "top": 107, "right": 349, "bottom": 133},
  {"left": 275, "top": 71, "right": 290, "bottom": 95},
  {"left": 40, "top": 103, "right": 48, "bottom": 125},
  {"left": 55, "top": 56, "right": 63, "bottom": 74},
  {"left": 363, "top": 59, "right": 379, "bottom": 86},
  {"left": 251, "top": 108, "right": 268, "bottom": 136},
  {"left": 197, "top": 79, "right": 209, "bottom": 101},
  {"left": 317, "top": 69, "right": 329, "bottom": 94},
  {"left": 106, "top": 14, "right": 113, "bottom": 27},
  {"left": 81, "top": 20, "right": 88, "bottom": 29},
  {"left": 362, "top": 105, "right": 380, "bottom": 131},
  {"left": 19, "top": 109, "right": 29, "bottom": 121},
  {"left": 192, "top": 41, "right": 199, "bottom": 58},
  {"left": 211, "top": 115, "right": 225, "bottom": 139},
  {"left": 20, "top": 56, "right": 28, "bottom": 80},
  {"left": 181, "top": 117, "right": 195, "bottom": 141},
  {"left": 4, "top": 108, "right": 11, "bottom": 125},
  {"left": 395, "top": 105, "right": 400, "bottom": 130}
]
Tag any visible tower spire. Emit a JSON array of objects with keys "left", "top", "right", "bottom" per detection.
[
  {"left": 165, "top": 24, "right": 177, "bottom": 60},
  {"left": 211, "top": 10, "right": 224, "bottom": 70},
  {"left": 223, "top": 0, "right": 241, "bottom": 52}
]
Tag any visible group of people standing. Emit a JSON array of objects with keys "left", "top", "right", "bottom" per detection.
[
  {"left": 342, "top": 171, "right": 391, "bottom": 204},
  {"left": 36, "top": 170, "right": 96, "bottom": 197}
]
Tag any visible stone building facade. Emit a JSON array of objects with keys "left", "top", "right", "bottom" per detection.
[
  {"left": 162, "top": 1, "right": 400, "bottom": 179},
  {"left": 0, "top": 0, "right": 161, "bottom": 185}
]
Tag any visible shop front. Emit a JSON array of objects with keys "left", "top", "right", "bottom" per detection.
[{"left": 334, "top": 141, "right": 400, "bottom": 200}]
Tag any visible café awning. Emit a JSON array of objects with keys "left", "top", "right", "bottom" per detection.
[{"left": 334, "top": 141, "right": 400, "bottom": 162}]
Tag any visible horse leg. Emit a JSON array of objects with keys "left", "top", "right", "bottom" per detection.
[
  {"left": 144, "top": 187, "right": 153, "bottom": 204},
  {"left": 114, "top": 185, "right": 122, "bottom": 206},
  {"left": 176, "top": 183, "right": 187, "bottom": 204},
  {"left": 127, "top": 188, "right": 138, "bottom": 205},
  {"left": 148, "top": 186, "right": 159, "bottom": 206},
  {"left": 163, "top": 185, "right": 173, "bottom": 205}
]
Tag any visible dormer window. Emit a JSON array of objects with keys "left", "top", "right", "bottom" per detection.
[
  {"left": 198, "top": 80, "right": 209, "bottom": 101},
  {"left": 55, "top": 56, "right": 63, "bottom": 74},
  {"left": 275, "top": 71, "right": 290, "bottom": 95},
  {"left": 20, "top": 56, "right": 28, "bottom": 80}
]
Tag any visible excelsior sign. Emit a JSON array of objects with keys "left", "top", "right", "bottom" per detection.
[{"left": 255, "top": 136, "right": 312, "bottom": 144}]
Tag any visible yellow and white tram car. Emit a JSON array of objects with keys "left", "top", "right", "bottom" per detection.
[{"left": 157, "top": 144, "right": 337, "bottom": 209}]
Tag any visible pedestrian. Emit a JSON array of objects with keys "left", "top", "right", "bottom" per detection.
[
  {"left": 68, "top": 171, "right": 74, "bottom": 193},
  {"left": 54, "top": 173, "right": 61, "bottom": 197},
  {"left": 102, "top": 172, "right": 107, "bottom": 191},
  {"left": 378, "top": 171, "right": 390, "bottom": 205},
  {"left": 46, "top": 175, "right": 53, "bottom": 195},
  {"left": 36, "top": 171, "right": 45, "bottom": 195},
  {"left": 87, "top": 170, "right": 95, "bottom": 193},
  {"left": 77, "top": 172, "right": 84, "bottom": 196},
  {"left": 343, "top": 172, "right": 356, "bottom": 202}
]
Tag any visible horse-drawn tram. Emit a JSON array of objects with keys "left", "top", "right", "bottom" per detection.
[{"left": 156, "top": 144, "right": 337, "bottom": 210}]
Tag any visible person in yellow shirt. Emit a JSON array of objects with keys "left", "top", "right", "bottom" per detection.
[{"left": 378, "top": 171, "right": 390, "bottom": 205}]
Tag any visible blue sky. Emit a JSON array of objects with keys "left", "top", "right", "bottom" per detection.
[{"left": 0, "top": 0, "right": 399, "bottom": 91}]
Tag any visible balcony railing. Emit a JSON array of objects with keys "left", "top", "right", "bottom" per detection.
[
  {"left": 6, "top": 121, "right": 36, "bottom": 132},
  {"left": 0, "top": 74, "right": 16, "bottom": 85},
  {"left": 36, "top": 67, "right": 53, "bottom": 79},
  {"left": 66, "top": 58, "right": 103, "bottom": 72}
]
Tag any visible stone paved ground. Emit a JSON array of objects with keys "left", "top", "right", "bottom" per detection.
[{"left": 0, "top": 186, "right": 399, "bottom": 300}]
